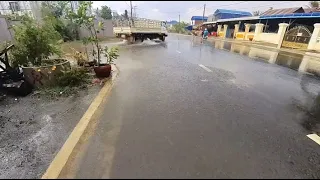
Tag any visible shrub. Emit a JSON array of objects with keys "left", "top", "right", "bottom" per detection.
[
  {"left": 56, "top": 67, "right": 90, "bottom": 87},
  {"left": 10, "top": 15, "right": 62, "bottom": 67},
  {"left": 104, "top": 46, "right": 119, "bottom": 64}
]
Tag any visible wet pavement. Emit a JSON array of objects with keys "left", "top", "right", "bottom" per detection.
[{"left": 65, "top": 34, "right": 320, "bottom": 178}]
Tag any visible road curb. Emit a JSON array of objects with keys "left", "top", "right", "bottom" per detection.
[{"left": 41, "top": 64, "right": 119, "bottom": 179}]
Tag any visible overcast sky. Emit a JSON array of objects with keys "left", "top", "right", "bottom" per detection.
[{"left": 92, "top": 1, "right": 309, "bottom": 23}]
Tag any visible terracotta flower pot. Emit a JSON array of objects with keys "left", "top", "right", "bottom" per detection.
[{"left": 94, "top": 64, "right": 112, "bottom": 78}]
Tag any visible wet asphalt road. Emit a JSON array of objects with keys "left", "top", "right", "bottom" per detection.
[{"left": 71, "top": 34, "right": 320, "bottom": 178}]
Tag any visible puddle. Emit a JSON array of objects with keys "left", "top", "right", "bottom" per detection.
[{"left": 207, "top": 39, "right": 320, "bottom": 77}]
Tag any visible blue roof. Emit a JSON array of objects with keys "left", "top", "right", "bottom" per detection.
[
  {"left": 191, "top": 16, "right": 208, "bottom": 21},
  {"left": 260, "top": 12, "right": 320, "bottom": 19},
  {"left": 214, "top": 9, "right": 252, "bottom": 16}
]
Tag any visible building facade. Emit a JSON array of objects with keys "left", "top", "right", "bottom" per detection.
[
  {"left": 0, "top": 1, "right": 34, "bottom": 16},
  {"left": 0, "top": 1, "right": 86, "bottom": 21}
]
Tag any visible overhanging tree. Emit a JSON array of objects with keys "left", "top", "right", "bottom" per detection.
[{"left": 100, "top": 5, "right": 112, "bottom": 20}]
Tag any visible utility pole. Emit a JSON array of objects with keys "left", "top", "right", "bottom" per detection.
[
  {"left": 179, "top": 12, "right": 180, "bottom": 24},
  {"left": 133, "top": 5, "right": 137, "bottom": 18},
  {"left": 130, "top": 1, "right": 134, "bottom": 26},
  {"left": 202, "top": 4, "right": 206, "bottom": 23}
]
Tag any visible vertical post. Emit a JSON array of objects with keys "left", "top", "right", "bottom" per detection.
[
  {"left": 253, "top": 23, "right": 264, "bottom": 41},
  {"left": 222, "top": 24, "right": 228, "bottom": 39},
  {"left": 234, "top": 24, "right": 239, "bottom": 39},
  {"left": 308, "top": 23, "right": 320, "bottom": 50},
  {"left": 244, "top": 23, "right": 251, "bottom": 40},
  {"left": 133, "top": 6, "right": 137, "bottom": 18},
  {"left": 130, "top": 1, "right": 134, "bottom": 27},
  {"left": 217, "top": 24, "right": 222, "bottom": 36},
  {"left": 202, "top": 4, "right": 206, "bottom": 23},
  {"left": 276, "top": 23, "right": 289, "bottom": 49},
  {"left": 179, "top": 12, "right": 180, "bottom": 24}
]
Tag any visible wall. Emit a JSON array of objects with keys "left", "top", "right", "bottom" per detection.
[
  {"left": 0, "top": 16, "right": 13, "bottom": 42},
  {"left": 312, "top": 35, "right": 320, "bottom": 50},
  {"left": 245, "top": 32, "right": 254, "bottom": 40},
  {"left": 79, "top": 19, "right": 114, "bottom": 39},
  {"left": 314, "top": 42, "right": 320, "bottom": 50},
  {"left": 235, "top": 32, "right": 244, "bottom": 39},
  {"left": 257, "top": 33, "right": 278, "bottom": 44},
  {"left": 218, "top": 31, "right": 224, "bottom": 37}
]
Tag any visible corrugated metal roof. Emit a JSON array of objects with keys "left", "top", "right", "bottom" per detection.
[
  {"left": 191, "top": 16, "right": 208, "bottom": 20},
  {"left": 260, "top": 7, "right": 303, "bottom": 16},
  {"left": 260, "top": 12, "right": 320, "bottom": 19},
  {"left": 214, "top": 9, "right": 252, "bottom": 16},
  {"left": 202, "top": 16, "right": 259, "bottom": 25}
]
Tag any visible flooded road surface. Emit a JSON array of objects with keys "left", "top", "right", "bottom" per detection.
[{"left": 65, "top": 34, "right": 320, "bottom": 178}]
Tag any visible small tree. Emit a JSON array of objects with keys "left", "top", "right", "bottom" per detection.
[
  {"left": 104, "top": 46, "right": 119, "bottom": 64},
  {"left": 172, "top": 22, "right": 189, "bottom": 34},
  {"left": 100, "top": 6, "right": 112, "bottom": 20},
  {"left": 67, "top": 1, "right": 104, "bottom": 65},
  {"left": 41, "top": 1, "right": 79, "bottom": 41}
]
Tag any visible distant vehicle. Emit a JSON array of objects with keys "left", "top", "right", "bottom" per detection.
[{"left": 113, "top": 18, "right": 168, "bottom": 43}]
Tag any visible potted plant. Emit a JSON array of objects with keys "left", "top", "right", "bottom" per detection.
[
  {"left": 67, "top": 2, "right": 116, "bottom": 78},
  {"left": 9, "top": 15, "right": 70, "bottom": 88},
  {"left": 93, "top": 46, "right": 119, "bottom": 78}
]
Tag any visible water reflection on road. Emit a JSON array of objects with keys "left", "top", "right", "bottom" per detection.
[
  {"left": 203, "top": 38, "right": 320, "bottom": 134},
  {"left": 206, "top": 39, "right": 320, "bottom": 77},
  {"left": 106, "top": 36, "right": 320, "bottom": 134}
]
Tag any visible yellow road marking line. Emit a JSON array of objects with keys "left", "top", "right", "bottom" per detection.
[
  {"left": 307, "top": 134, "right": 320, "bottom": 145},
  {"left": 41, "top": 65, "right": 118, "bottom": 179}
]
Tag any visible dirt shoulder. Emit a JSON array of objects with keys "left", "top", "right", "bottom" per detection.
[{"left": 0, "top": 85, "right": 102, "bottom": 179}]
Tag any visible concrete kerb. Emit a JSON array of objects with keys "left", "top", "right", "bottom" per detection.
[{"left": 41, "top": 64, "right": 119, "bottom": 179}]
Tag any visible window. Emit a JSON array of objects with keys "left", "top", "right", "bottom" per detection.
[{"left": 9, "top": 2, "right": 20, "bottom": 12}]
